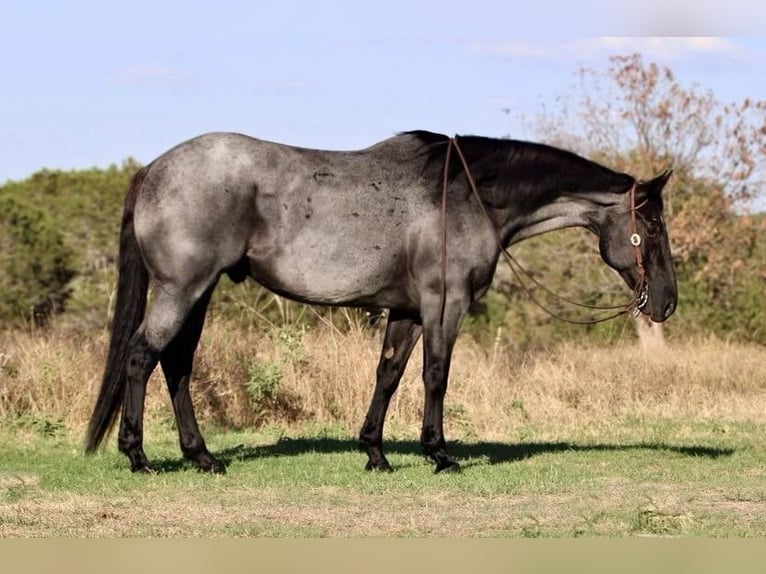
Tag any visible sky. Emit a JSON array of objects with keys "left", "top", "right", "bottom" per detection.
[{"left": 1, "top": 1, "right": 765, "bottom": 183}]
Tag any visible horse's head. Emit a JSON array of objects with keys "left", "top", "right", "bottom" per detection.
[{"left": 598, "top": 169, "right": 677, "bottom": 323}]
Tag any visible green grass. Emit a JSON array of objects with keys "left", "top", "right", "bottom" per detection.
[{"left": 2, "top": 417, "right": 766, "bottom": 537}]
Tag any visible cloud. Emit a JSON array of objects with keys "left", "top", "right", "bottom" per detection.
[
  {"left": 109, "top": 65, "right": 194, "bottom": 85},
  {"left": 470, "top": 37, "right": 746, "bottom": 63},
  {"left": 595, "top": 37, "right": 743, "bottom": 59}
]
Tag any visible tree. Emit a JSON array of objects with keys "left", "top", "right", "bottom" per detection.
[
  {"left": 534, "top": 54, "right": 765, "bottom": 209},
  {"left": 500, "top": 53, "right": 766, "bottom": 345}
]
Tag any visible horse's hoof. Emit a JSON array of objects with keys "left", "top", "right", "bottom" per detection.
[
  {"left": 192, "top": 454, "right": 227, "bottom": 474},
  {"left": 131, "top": 464, "right": 156, "bottom": 474},
  {"left": 199, "top": 460, "right": 227, "bottom": 475},
  {"left": 364, "top": 459, "right": 393, "bottom": 472},
  {"left": 434, "top": 460, "right": 461, "bottom": 474}
]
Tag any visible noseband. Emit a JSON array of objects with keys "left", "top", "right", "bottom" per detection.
[{"left": 439, "top": 136, "right": 648, "bottom": 326}]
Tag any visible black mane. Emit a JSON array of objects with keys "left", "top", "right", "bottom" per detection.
[{"left": 403, "top": 130, "right": 634, "bottom": 205}]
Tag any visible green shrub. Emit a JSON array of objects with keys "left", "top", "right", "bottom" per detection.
[
  {"left": 244, "top": 360, "right": 304, "bottom": 425},
  {"left": 0, "top": 193, "right": 75, "bottom": 324}
]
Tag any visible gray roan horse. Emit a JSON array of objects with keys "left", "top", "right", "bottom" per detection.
[{"left": 85, "top": 130, "right": 677, "bottom": 474}]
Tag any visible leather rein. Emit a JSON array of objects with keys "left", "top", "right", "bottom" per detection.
[{"left": 439, "top": 136, "right": 648, "bottom": 326}]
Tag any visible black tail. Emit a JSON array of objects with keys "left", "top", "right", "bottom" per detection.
[{"left": 85, "top": 167, "right": 151, "bottom": 453}]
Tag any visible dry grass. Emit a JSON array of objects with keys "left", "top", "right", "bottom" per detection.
[
  {"left": 3, "top": 474, "right": 766, "bottom": 537},
  {"left": 0, "top": 484, "right": 753, "bottom": 537},
  {"left": 1, "top": 314, "right": 766, "bottom": 440}
]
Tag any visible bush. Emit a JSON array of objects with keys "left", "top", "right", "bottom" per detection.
[
  {"left": 0, "top": 162, "right": 138, "bottom": 327},
  {"left": 0, "top": 193, "right": 75, "bottom": 324}
]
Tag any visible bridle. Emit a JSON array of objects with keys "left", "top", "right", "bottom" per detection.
[
  {"left": 628, "top": 182, "right": 649, "bottom": 314},
  {"left": 439, "top": 136, "right": 648, "bottom": 326}
]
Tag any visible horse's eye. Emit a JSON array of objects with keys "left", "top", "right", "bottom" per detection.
[{"left": 646, "top": 219, "right": 661, "bottom": 236}]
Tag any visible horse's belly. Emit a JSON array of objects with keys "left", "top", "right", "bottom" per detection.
[{"left": 247, "top": 240, "right": 410, "bottom": 308}]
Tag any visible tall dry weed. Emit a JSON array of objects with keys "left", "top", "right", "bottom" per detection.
[{"left": 1, "top": 316, "right": 765, "bottom": 443}]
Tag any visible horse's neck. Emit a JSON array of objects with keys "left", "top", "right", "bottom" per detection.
[
  {"left": 502, "top": 192, "right": 623, "bottom": 246},
  {"left": 452, "top": 136, "right": 633, "bottom": 245}
]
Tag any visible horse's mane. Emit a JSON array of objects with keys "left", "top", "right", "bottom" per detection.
[{"left": 402, "top": 130, "right": 634, "bottom": 199}]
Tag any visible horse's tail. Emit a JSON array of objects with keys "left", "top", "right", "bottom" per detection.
[{"left": 85, "top": 166, "right": 151, "bottom": 453}]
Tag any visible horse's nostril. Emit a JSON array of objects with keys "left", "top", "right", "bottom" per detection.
[{"left": 663, "top": 301, "right": 676, "bottom": 319}]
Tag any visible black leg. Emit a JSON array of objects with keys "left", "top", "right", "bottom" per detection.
[
  {"left": 420, "top": 332, "right": 461, "bottom": 473},
  {"left": 359, "top": 310, "right": 422, "bottom": 471},
  {"left": 117, "top": 285, "right": 207, "bottom": 473},
  {"left": 419, "top": 296, "right": 467, "bottom": 474},
  {"left": 118, "top": 332, "right": 160, "bottom": 472},
  {"left": 160, "top": 286, "right": 224, "bottom": 473}
]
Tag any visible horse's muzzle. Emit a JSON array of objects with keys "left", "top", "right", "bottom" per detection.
[{"left": 646, "top": 298, "right": 676, "bottom": 323}]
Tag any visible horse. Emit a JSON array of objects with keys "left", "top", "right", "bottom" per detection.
[{"left": 84, "top": 130, "right": 677, "bottom": 474}]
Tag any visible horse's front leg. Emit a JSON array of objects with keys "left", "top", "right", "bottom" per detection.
[
  {"left": 420, "top": 297, "right": 468, "bottom": 473},
  {"left": 359, "top": 310, "right": 422, "bottom": 471}
]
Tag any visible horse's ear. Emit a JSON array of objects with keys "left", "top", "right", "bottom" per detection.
[{"left": 642, "top": 168, "right": 673, "bottom": 199}]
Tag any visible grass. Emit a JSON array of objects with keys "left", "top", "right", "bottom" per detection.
[
  {"left": 2, "top": 417, "right": 766, "bottom": 537},
  {"left": 1, "top": 316, "right": 766, "bottom": 537}
]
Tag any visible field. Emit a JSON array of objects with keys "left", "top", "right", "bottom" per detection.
[{"left": 2, "top": 316, "right": 766, "bottom": 537}]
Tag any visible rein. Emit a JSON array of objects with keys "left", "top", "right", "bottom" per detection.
[{"left": 439, "top": 137, "right": 647, "bottom": 326}]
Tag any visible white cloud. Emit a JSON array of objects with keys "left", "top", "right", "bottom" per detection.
[
  {"left": 470, "top": 37, "right": 746, "bottom": 62},
  {"left": 596, "top": 37, "right": 743, "bottom": 59}
]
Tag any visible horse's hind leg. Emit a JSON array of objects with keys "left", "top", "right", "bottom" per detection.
[
  {"left": 119, "top": 329, "right": 161, "bottom": 472},
  {"left": 160, "top": 284, "right": 224, "bottom": 473},
  {"left": 118, "top": 282, "right": 212, "bottom": 472},
  {"left": 359, "top": 310, "right": 422, "bottom": 471}
]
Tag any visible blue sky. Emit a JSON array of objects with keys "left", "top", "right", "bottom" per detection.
[{"left": 1, "top": 1, "right": 765, "bottom": 183}]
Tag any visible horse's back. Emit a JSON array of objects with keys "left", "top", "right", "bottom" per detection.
[{"left": 131, "top": 132, "right": 440, "bottom": 308}]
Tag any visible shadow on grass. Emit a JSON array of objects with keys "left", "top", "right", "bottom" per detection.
[{"left": 150, "top": 437, "right": 735, "bottom": 473}]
